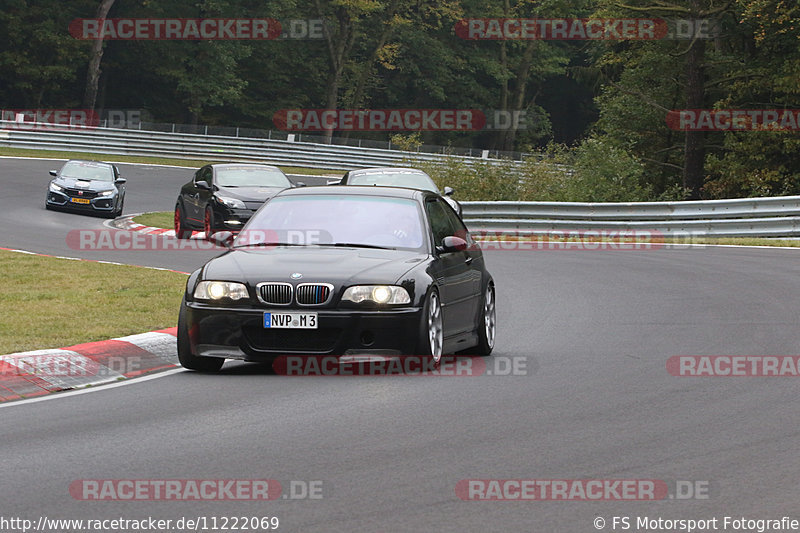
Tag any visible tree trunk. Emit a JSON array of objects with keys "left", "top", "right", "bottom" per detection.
[
  {"left": 81, "top": 0, "right": 116, "bottom": 110},
  {"left": 341, "top": 21, "right": 396, "bottom": 140},
  {"left": 682, "top": 0, "right": 706, "bottom": 199},
  {"left": 500, "top": 41, "right": 536, "bottom": 152},
  {"left": 683, "top": 36, "right": 706, "bottom": 199},
  {"left": 315, "top": 1, "right": 355, "bottom": 144}
]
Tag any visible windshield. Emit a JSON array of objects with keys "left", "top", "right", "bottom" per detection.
[
  {"left": 347, "top": 171, "right": 438, "bottom": 192},
  {"left": 60, "top": 161, "right": 114, "bottom": 182},
  {"left": 236, "top": 194, "right": 425, "bottom": 250},
  {"left": 215, "top": 167, "right": 291, "bottom": 188}
]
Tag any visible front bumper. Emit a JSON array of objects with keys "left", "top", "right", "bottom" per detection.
[
  {"left": 185, "top": 301, "right": 422, "bottom": 360},
  {"left": 216, "top": 207, "right": 257, "bottom": 230},
  {"left": 46, "top": 191, "right": 116, "bottom": 213}
]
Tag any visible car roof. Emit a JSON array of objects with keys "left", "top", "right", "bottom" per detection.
[
  {"left": 276, "top": 185, "right": 431, "bottom": 200},
  {"left": 64, "top": 159, "right": 113, "bottom": 167},
  {"left": 347, "top": 167, "right": 429, "bottom": 176},
  {"left": 210, "top": 163, "right": 282, "bottom": 170}
]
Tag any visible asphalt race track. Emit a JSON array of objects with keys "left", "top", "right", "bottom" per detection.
[{"left": 3, "top": 157, "right": 800, "bottom": 532}]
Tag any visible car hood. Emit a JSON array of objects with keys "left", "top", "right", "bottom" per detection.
[
  {"left": 53, "top": 177, "right": 115, "bottom": 192},
  {"left": 202, "top": 246, "right": 427, "bottom": 287},
  {"left": 215, "top": 186, "right": 286, "bottom": 203}
]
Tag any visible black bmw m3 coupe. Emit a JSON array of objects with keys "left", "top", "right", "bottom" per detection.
[{"left": 177, "top": 186, "right": 496, "bottom": 372}]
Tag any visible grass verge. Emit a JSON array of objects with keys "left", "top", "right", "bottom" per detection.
[
  {"left": 0, "top": 146, "right": 339, "bottom": 176},
  {"left": 0, "top": 250, "right": 187, "bottom": 354},
  {"left": 133, "top": 211, "right": 174, "bottom": 229}
]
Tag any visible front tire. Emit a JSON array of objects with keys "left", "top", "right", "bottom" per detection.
[
  {"left": 174, "top": 203, "right": 191, "bottom": 239},
  {"left": 416, "top": 288, "right": 443, "bottom": 363},
  {"left": 203, "top": 206, "right": 215, "bottom": 239},
  {"left": 473, "top": 282, "right": 496, "bottom": 356},
  {"left": 177, "top": 298, "right": 224, "bottom": 372}
]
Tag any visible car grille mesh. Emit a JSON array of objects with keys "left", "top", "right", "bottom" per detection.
[
  {"left": 65, "top": 188, "right": 99, "bottom": 198},
  {"left": 296, "top": 284, "right": 332, "bottom": 305},
  {"left": 258, "top": 283, "right": 292, "bottom": 305}
]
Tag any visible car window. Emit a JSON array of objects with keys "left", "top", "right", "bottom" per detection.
[
  {"left": 425, "top": 198, "right": 454, "bottom": 247},
  {"left": 442, "top": 200, "right": 468, "bottom": 237},
  {"left": 240, "top": 194, "right": 425, "bottom": 250},
  {"left": 215, "top": 167, "right": 291, "bottom": 188},
  {"left": 195, "top": 167, "right": 212, "bottom": 186},
  {"left": 60, "top": 161, "right": 114, "bottom": 182},
  {"left": 347, "top": 171, "right": 437, "bottom": 191}
]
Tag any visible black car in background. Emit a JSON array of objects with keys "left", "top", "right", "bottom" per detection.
[
  {"left": 177, "top": 186, "right": 496, "bottom": 372},
  {"left": 174, "top": 163, "right": 301, "bottom": 238},
  {"left": 45, "top": 160, "right": 126, "bottom": 218},
  {"left": 334, "top": 167, "right": 462, "bottom": 216}
]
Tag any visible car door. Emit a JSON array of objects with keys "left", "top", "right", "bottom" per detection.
[
  {"left": 425, "top": 197, "right": 475, "bottom": 338},
  {"left": 113, "top": 165, "right": 125, "bottom": 209},
  {"left": 441, "top": 200, "right": 482, "bottom": 322},
  {"left": 187, "top": 166, "right": 212, "bottom": 223}
]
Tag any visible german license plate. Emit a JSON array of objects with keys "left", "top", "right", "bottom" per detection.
[
  {"left": 264, "top": 312, "right": 317, "bottom": 329},
  {"left": 70, "top": 197, "right": 91, "bottom": 204}
]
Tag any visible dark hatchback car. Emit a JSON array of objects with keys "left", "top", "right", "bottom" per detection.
[
  {"left": 177, "top": 186, "right": 496, "bottom": 372},
  {"left": 334, "top": 167, "right": 462, "bottom": 216},
  {"left": 174, "top": 163, "right": 300, "bottom": 238},
  {"left": 45, "top": 160, "right": 126, "bottom": 218}
]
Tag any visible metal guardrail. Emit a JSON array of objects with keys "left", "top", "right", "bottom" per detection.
[
  {"left": 0, "top": 121, "right": 520, "bottom": 171},
  {"left": 4, "top": 120, "right": 797, "bottom": 237},
  {"left": 461, "top": 197, "right": 800, "bottom": 237}
]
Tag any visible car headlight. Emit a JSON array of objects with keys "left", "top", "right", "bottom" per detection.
[
  {"left": 194, "top": 281, "right": 249, "bottom": 301},
  {"left": 341, "top": 285, "right": 411, "bottom": 304},
  {"left": 98, "top": 190, "right": 114, "bottom": 197},
  {"left": 216, "top": 196, "right": 246, "bottom": 209},
  {"left": 49, "top": 182, "right": 63, "bottom": 192}
]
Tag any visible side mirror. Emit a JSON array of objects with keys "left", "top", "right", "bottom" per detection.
[
  {"left": 443, "top": 186, "right": 454, "bottom": 196},
  {"left": 296, "top": 181, "right": 307, "bottom": 188},
  {"left": 195, "top": 181, "right": 211, "bottom": 190},
  {"left": 208, "top": 230, "right": 234, "bottom": 248},
  {"left": 439, "top": 235, "right": 468, "bottom": 253},
  {"left": 115, "top": 178, "right": 126, "bottom": 185},
  {"left": 49, "top": 170, "right": 57, "bottom": 177}
]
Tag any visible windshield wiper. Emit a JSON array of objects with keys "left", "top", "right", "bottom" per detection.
[
  {"left": 233, "top": 242, "right": 311, "bottom": 248},
  {"left": 326, "top": 242, "right": 394, "bottom": 250}
]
